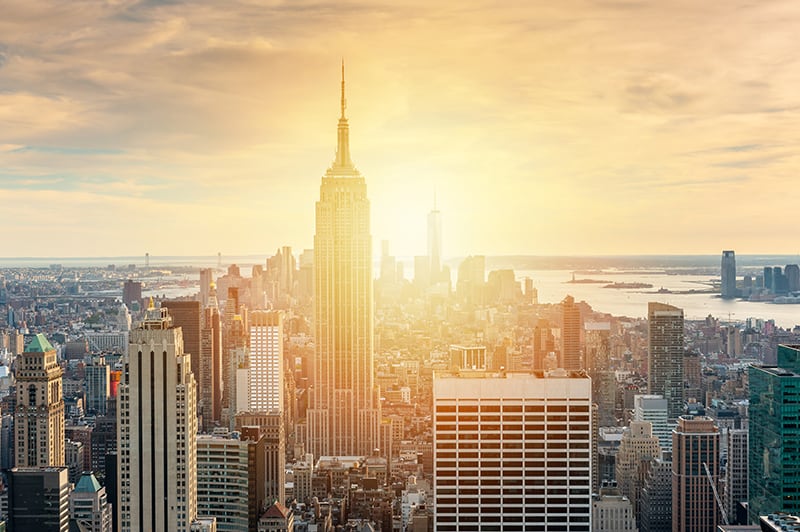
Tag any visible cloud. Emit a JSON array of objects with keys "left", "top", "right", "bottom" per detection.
[{"left": 0, "top": 0, "right": 799, "bottom": 255}]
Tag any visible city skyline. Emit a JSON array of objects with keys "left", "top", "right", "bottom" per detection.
[{"left": 3, "top": 1, "right": 800, "bottom": 257}]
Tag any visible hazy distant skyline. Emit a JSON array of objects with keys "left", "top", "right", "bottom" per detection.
[{"left": 2, "top": 1, "right": 799, "bottom": 257}]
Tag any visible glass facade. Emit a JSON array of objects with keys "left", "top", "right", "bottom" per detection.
[{"left": 748, "top": 344, "right": 800, "bottom": 522}]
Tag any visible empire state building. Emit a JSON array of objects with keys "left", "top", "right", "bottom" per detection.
[{"left": 307, "top": 64, "right": 381, "bottom": 457}]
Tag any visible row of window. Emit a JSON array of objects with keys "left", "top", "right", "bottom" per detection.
[
  {"left": 436, "top": 451, "right": 590, "bottom": 459},
  {"left": 436, "top": 477, "right": 590, "bottom": 486},
  {"left": 436, "top": 404, "right": 590, "bottom": 413}
]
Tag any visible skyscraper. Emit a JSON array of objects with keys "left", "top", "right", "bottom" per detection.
[
  {"left": 307, "top": 64, "right": 380, "bottom": 457},
  {"left": 248, "top": 310, "right": 284, "bottom": 413},
  {"left": 648, "top": 302, "right": 684, "bottom": 420},
  {"left": 122, "top": 280, "right": 142, "bottom": 309},
  {"left": 749, "top": 344, "right": 800, "bottom": 520},
  {"left": 161, "top": 300, "right": 202, "bottom": 396},
  {"left": 634, "top": 394, "right": 672, "bottom": 454},
  {"left": 8, "top": 466, "right": 70, "bottom": 531},
  {"left": 86, "top": 356, "right": 111, "bottom": 417},
  {"left": 724, "top": 428, "right": 748, "bottom": 524},
  {"left": 561, "top": 295, "right": 582, "bottom": 370},
  {"left": 15, "top": 333, "right": 65, "bottom": 467},
  {"left": 639, "top": 458, "right": 673, "bottom": 532},
  {"left": 428, "top": 197, "right": 442, "bottom": 284},
  {"left": 721, "top": 250, "right": 737, "bottom": 299},
  {"left": 201, "top": 282, "right": 223, "bottom": 427},
  {"left": 117, "top": 303, "right": 198, "bottom": 531},
  {"left": 433, "top": 370, "right": 593, "bottom": 530},
  {"left": 764, "top": 266, "right": 774, "bottom": 292},
  {"left": 196, "top": 427, "right": 266, "bottom": 532},
  {"left": 615, "top": 421, "right": 661, "bottom": 519},
  {"left": 672, "top": 415, "right": 720, "bottom": 532},
  {"left": 199, "top": 268, "right": 213, "bottom": 308}
]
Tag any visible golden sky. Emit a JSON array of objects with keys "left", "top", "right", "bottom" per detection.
[{"left": 1, "top": 0, "right": 799, "bottom": 258}]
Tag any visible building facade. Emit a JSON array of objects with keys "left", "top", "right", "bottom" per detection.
[
  {"left": 615, "top": 420, "right": 661, "bottom": 518},
  {"left": 307, "top": 65, "right": 380, "bottom": 458},
  {"left": 749, "top": 344, "right": 800, "bottom": 521},
  {"left": 117, "top": 304, "right": 198, "bottom": 531},
  {"left": 15, "top": 334, "right": 65, "bottom": 467},
  {"left": 248, "top": 310, "right": 284, "bottom": 413},
  {"left": 197, "top": 428, "right": 267, "bottom": 532},
  {"left": 592, "top": 486, "right": 636, "bottom": 532},
  {"left": 721, "top": 250, "right": 737, "bottom": 299},
  {"left": 8, "top": 466, "right": 70, "bottom": 531},
  {"left": 561, "top": 295, "right": 582, "bottom": 371},
  {"left": 724, "top": 427, "right": 748, "bottom": 524},
  {"left": 647, "top": 303, "right": 684, "bottom": 420},
  {"left": 85, "top": 355, "right": 111, "bottom": 416},
  {"left": 69, "top": 472, "right": 113, "bottom": 532},
  {"left": 672, "top": 415, "right": 719, "bottom": 532},
  {"left": 634, "top": 394, "right": 672, "bottom": 455},
  {"left": 433, "top": 371, "right": 592, "bottom": 531}
]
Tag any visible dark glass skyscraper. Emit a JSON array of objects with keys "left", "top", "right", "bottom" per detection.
[
  {"left": 749, "top": 344, "right": 800, "bottom": 521},
  {"left": 721, "top": 250, "right": 736, "bottom": 299}
]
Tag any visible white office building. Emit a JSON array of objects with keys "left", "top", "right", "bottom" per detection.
[
  {"left": 633, "top": 394, "right": 672, "bottom": 455},
  {"left": 433, "top": 370, "right": 592, "bottom": 531},
  {"left": 248, "top": 310, "right": 284, "bottom": 413}
]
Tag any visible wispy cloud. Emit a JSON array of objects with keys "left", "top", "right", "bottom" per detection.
[{"left": 0, "top": 0, "right": 799, "bottom": 255}]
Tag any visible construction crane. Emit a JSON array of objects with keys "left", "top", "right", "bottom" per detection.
[{"left": 703, "top": 462, "right": 729, "bottom": 526}]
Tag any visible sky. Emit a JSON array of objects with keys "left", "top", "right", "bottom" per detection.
[{"left": 2, "top": 0, "right": 799, "bottom": 259}]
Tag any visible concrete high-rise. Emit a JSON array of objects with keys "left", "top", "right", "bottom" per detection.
[
  {"left": 196, "top": 427, "right": 266, "bottom": 532},
  {"left": 201, "top": 282, "right": 223, "bottom": 427},
  {"left": 161, "top": 299, "right": 202, "bottom": 397},
  {"left": 615, "top": 421, "right": 661, "bottom": 518},
  {"left": 721, "top": 250, "right": 737, "bottom": 299},
  {"left": 117, "top": 303, "right": 198, "bottom": 531},
  {"left": 648, "top": 303, "right": 684, "bottom": 420},
  {"left": 749, "top": 344, "right": 800, "bottom": 521},
  {"left": 592, "top": 486, "right": 636, "bottom": 532},
  {"left": 69, "top": 472, "right": 113, "bottom": 532},
  {"left": 199, "top": 268, "right": 213, "bottom": 308},
  {"left": 248, "top": 310, "right": 284, "bottom": 413},
  {"left": 307, "top": 63, "right": 380, "bottom": 458},
  {"left": 639, "top": 458, "right": 673, "bottom": 532},
  {"left": 561, "top": 295, "right": 582, "bottom": 370},
  {"left": 15, "top": 333, "right": 65, "bottom": 467},
  {"left": 724, "top": 428, "right": 748, "bottom": 524},
  {"left": 234, "top": 412, "right": 286, "bottom": 505},
  {"left": 634, "top": 394, "right": 672, "bottom": 454},
  {"left": 672, "top": 415, "right": 720, "bottom": 532},
  {"left": 433, "top": 370, "right": 592, "bottom": 530},
  {"left": 122, "top": 280, "right": 142, "bottom": 309}
]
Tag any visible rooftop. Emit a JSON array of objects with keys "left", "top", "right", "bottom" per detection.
[
  {"left": 24, "top": 333, "right": 54, "bottom": 353},
  {"left": 74, "top": 472, "right": 102, "bottom": 493}
]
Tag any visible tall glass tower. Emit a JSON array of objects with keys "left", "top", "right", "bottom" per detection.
[
  {"left": 721, "top": 250, "right": 737, "bottom": 299},
  {"left": 308, "top": 64, "right": 381, "bottom": 457},
  {"left": 749, "top": 344, "right": 800, "bottom": 521}
]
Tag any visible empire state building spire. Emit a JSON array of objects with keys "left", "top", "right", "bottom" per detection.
[
  {"left": 309, "top": 65, "right": 380, "bottom": 458},
  {"left": 333, "top": 60, "right": 353, "bottom": 169}
]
